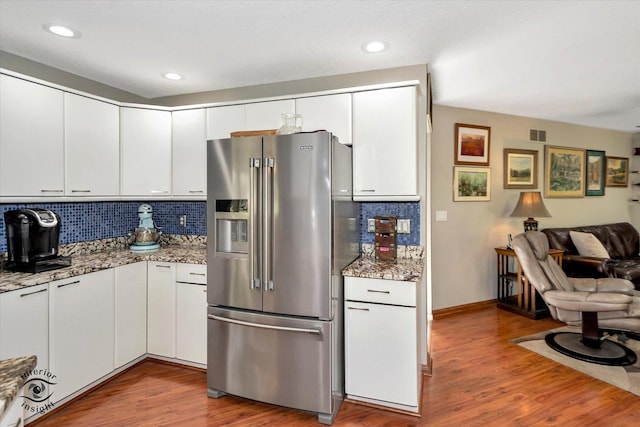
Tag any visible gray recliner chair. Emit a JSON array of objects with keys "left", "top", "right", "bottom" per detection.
[{"left": 512, "top": 231, "right": 640, "bottom": 366}]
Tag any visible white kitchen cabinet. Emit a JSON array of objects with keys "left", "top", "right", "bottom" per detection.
[
  {"left": 172, "top": 109, "right": 207, "bottom": 196},
  {"left": 352, "top": 86, "right": 418, "bottom": 200},
  {"left": 120, "top": 107, "right": 172, "bottom": 196},
  {"left": 64, "top": 93, "right": 120, "bottom": 196},
  {"left": 0, "top": 74, "right": 64, "bottom": 196},
  {"left": 245, "top": 99, "right": 294, "bottom": 131},
  {"left": 206, "top": 104, "right": 245, "bottom": 140},
  {"left": 49, "top": 269, "right": 115, "bottom": 402},
  {"left": 147, "top": 261, "right": 176, "bottom": 358},
  {"left": 206, "top": 100, "right": 294, "bottom": 141},
  {"left": 0, "top": 284, "right": 49, "bottom": 373},
  {"left": 114, "top": 262, "right": 147, "bottom": 368},
  {"left": 0, "top": 388, "right": 24, "bottom": 427},
  {"left": 296, "top": 93, "right": 352, "bottom": 145},
  {"left": 344, "top": 276, "right": 419, "bottom": 410},
  {"left": 176, "top": 263, "right": 207, "bottom": 364}
]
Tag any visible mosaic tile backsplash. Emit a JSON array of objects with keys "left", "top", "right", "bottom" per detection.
[{"left": 0, "top": 201, "right": 419, "bottom": 253}]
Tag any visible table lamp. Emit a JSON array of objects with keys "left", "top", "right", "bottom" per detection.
[{"left": 510, "top": 191, "right": 551, "bottom": 231}]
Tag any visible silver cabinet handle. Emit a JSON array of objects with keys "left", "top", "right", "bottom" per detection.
[
  {"left": 188, "top": 190, "right": 204, "bottom": 193},
  {"left": 71, "top": 190, "right": 91, "bottom": 193},
  {"left": 20, "top": 288, "right": 47, "bottom": 297},
  {"left": 58, "top": 280, "right": 80, "bottom": 288},
  {"left": 150, "top": 190, "right": 169, "bottom": 194},
  {"left": 41, "top": 189, "right": 63, "bottom": 193},
  {"left": 155, "top": 264, "right": 171, "bottom": 269},
  {"left": 367, "top": 289, "right": 390, "bottom": 294},
  {"left": 208, "top": 314, "right": 320, "bottom": 335},
  {"left": 359, "top": 189, "right": 376, "bottom": 192},
  {"left": 347, "top": 306, "right": 370, "bottom": 311},
  {"left": 189, "top": 272, "right": 205, "bottom": 276}
]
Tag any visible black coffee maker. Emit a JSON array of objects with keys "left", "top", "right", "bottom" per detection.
[{"left": 4, "top": 208, "right": 70, "bottom": 273}]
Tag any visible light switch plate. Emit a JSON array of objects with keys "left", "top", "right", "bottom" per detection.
[
  {"left": 367, "top": 218, "right": 376, "bottom": 232},
  {"left": 397, "top": 219, "right": 410, "bottom": 234},
  {"left": 435, "top": 211, "right": 448, "bottom": 222}
]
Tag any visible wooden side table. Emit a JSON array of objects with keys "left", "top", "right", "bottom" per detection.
[{"left": 494, "top": 247, "right": 563, "bottom": 319}]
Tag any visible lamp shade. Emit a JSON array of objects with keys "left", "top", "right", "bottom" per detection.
[{"left": 510, "top": 192, "right": 551, "bottom": 218}]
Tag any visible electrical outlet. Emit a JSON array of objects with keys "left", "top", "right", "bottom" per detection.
[
  {"left": 397, "top": 219, "right": 411, "bottom": 234},
  {"left": 367, "top": 218, "right": 376, "bottom": 232},
  {"left": 179, "top": 214, "right": 187, "bottom": 227}
]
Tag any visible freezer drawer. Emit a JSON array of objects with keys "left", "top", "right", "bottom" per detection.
[{"left": 207, "top": 307, "right": 336, "bottom": 415}]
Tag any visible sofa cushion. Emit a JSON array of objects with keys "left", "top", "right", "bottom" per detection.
[
  {"left": 543, "top": 222, "right": 639, "bottom": 260},
  {"left": 570, "top": 231, "right": 610, "bottom": 258}
]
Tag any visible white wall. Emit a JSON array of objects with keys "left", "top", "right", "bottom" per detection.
[{"left": 431, "top": 105, "right": 633, "bottom": 310}]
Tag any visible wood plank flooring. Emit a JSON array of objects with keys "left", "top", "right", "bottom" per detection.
[{"left": 30, "top": 305, "right": 640, "bottom": 426}]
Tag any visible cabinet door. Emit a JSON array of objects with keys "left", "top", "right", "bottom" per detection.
[
  {"left": 206, "top": 105, "right": 245, "bottom": 140},
  {"left": 49, "top": 269, "right": 115, "bottom": 402},
  {"left": 0, "top": 75, "right": 64, "bottom": 196},
  {"left": 352, "top": 86, "right": 417, "bottom": 200},
  {"left": 147, "top": 262, "right": 176, "bottom": 357},
  {"left": 345, "top": 300, "right": 418, "bottom": 407},
  {"left": 114, "top": 262, "right": 147, "bottom": 368},
  {"left": 0, "top": 284, "right": 49, "bottom": 372},
  {"left": 245, "top": 99, "right": 294, "bottom": 131},
  {"left": 65, "top": 93, "right": 120, "bottom": 196},
  {"left": 120, "top": 107, "right": 172, "bottom": 196},
  {"left": 172, "top": 109, "right": 207, "bottom": 196},
  {"left": 296, "top": 93, "right": 352, "bottom": 145},
  {"left": 176, "top": 282, "right": 207, "bottom": 364}
]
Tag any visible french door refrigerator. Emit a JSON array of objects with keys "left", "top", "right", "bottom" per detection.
[{"left": 206, "top": 131, "right": 359, "bottom": 424}]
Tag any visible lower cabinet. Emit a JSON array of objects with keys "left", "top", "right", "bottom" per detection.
[
  {"left": 175, "top": 263, "right": 207, "bottom": 364},
  {"left": 0, "top": 388, "right": 24, "bottom": 427},
  {"left": 344, "top": 276, "right": 419, "bottom": 410},
  {"left": 0, "top": 283, "right": 49, "bottom": 373},
  {"left": 49, "top": 269, "right": 115, "bottom": 403},
  {"left": 114, "top": 261, "right": 147, "bottom": 368},
  {"left": 147, "top": 261, "right": 177, "bottom": 357}
]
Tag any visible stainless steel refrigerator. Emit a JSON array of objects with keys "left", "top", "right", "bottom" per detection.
[{"left": 206, "top": 131, "right": 359, "bottom": 424}]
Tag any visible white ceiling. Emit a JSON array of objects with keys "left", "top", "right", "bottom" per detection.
[{"left": 0, "top": 0, "right": 638, "bottom": 133}]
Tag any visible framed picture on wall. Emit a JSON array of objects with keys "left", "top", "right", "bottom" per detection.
[
  {"left": 454, "top": 123, "right": 491, "bottom": 166},
  {"left": 503, "top": 148, "right": 538, "bottom": 189},
  {"left": 605, "top": 156, "right": 629, "bottom": 187},
  {"left": 544, "top": 145, "right": 585, "bottom": 198},
  {"left": 453, "top": 166, "right": 491, "bottom": 201},
  {"left": 585, "top": 150, "right": 606, "bottom": 196}
]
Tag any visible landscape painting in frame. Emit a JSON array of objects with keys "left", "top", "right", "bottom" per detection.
[
  {"left": 586, "top": 150, "right": 605, "bottom": 196},
  {"left": 503, "top": 148, "right": 537, "bottom": 189},
  {"left": 544, "top": 146, "right": 585, "bottom": 198},
  {"left": 605, "top": 156, "right": 629, "bottom": 187},
  {"left": 453, "top": 166, "right": 491, "bottom": 201},
  {"left": 454, "top": 123, "right": 491, "bottom": 166}
]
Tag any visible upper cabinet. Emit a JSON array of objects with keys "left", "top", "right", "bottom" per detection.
[
  {"left": 296, "top": 93, "right": 352, "bottom": 145},
  {"left": 65, "top": 93, "right": 120, "bottom": 196},
  {"left": 172, "top": 109, "right": 207, "bottom": 197},
  {"left": 0, "top": 74, "right": 64, "bottom": 196},
  {"left": 206, "top": 100, "right": 295, "bottom": 140},
  {"left": 120, "top": 107, "right": 172, "bottom": 196},
  {"left": 352, "top": 86, "right": 418, "bottom": 201}
]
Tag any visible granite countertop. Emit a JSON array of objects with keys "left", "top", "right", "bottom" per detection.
[
  {"left": 0, "top": 245, "right": 206, "bottom": 294},
  {"left": 342, "top": 256, "right": 424, "bottom": 282},
  {"left": 0, "top": 355, "right": 37, "bottom": 418}
]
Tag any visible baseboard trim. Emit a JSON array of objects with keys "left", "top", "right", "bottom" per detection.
[
  {"left": 433, "top": 299, "right": 496, "bottom": 319},
  {"left": 421, "top": 354, "right": 434, "bottom": 376}
]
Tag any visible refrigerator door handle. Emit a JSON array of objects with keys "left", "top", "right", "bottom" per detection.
[
  {"left": 263, "top": 157, "right": 275, "bottom": 292},
  {"left": 208, "top": 314, "right": 321, "bottom": 335},
  {"left": 249, "top": 157, "right": 261, "bottom": 290}
]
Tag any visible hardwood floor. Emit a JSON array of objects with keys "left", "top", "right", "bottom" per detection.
[{"left": 30, "top": 305, "right": 640, "bottom": 426}]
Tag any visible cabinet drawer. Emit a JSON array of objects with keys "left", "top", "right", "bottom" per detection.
[
  {"left": 176, "top": 263, "right": 207, "bottom": 284},
  {"left": 345, "top": 277, "right": 415, "bottom": 306}
]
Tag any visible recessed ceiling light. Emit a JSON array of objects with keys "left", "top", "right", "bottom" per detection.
[
  {"left": 44, "top": 24, "right": 80, "bottom": 38},
  {"left": 362, "top": 41, "right": 389, "bottom": 54},
  {"left": 162, "top": 72, "right": 184, "bottom": 81}
]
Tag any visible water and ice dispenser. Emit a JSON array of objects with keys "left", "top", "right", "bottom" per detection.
[{"left": 215, "top": 199, "right": 248, "bottom": 254}]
